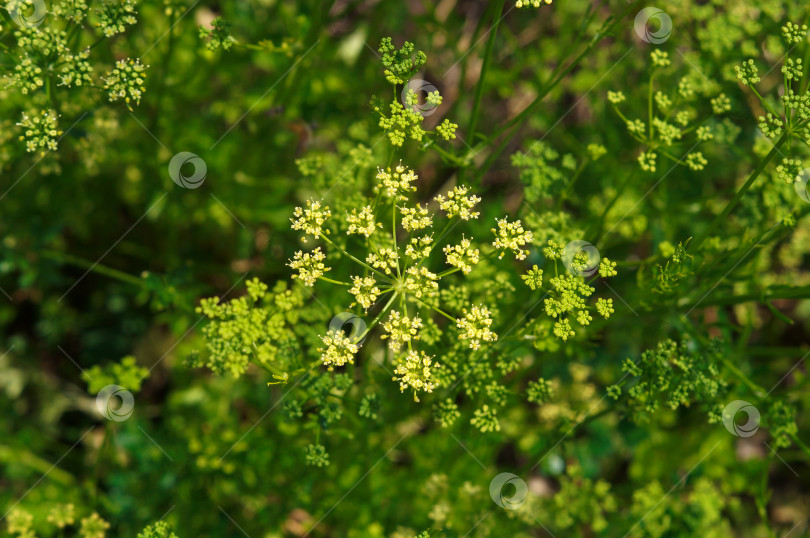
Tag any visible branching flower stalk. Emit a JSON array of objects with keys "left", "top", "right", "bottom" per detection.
[
  {"left": 693, "top": 23, "right": 809, "bottom": 249},
  {"left": 607, "top": 50, "right": 726, "bottom": 174},
  {"left": 288, "top": 165, "right": 531, "bottom": 401}
]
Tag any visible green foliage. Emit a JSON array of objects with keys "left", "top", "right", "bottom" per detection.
[
  {"left": 609, "top": 339, "right": 727, "bottom": 420},
  {"left": 3, "top": 1, "right": 810, "bottom": 537},
  {"left": 137, "top": 520, "right": 178, "bottom": 538},
  {"left": 82, "top": 355, "right": 148, "bottom": 393}
]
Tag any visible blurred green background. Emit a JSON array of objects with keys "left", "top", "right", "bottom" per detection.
[{"left": 2, "top": 0, "right": 810, "bottom": 536}]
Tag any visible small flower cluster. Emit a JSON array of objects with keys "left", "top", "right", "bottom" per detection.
[
  {"left": 53, "top": 0, "right": 90, "bottom": 23},
  {"left": 443, "top": 237, "right": 479, "bottom": 274},
  {"left": 516, "top": 0, "right": 552, "bottom": 7},
  {"left": 5, "top": 507, "right": 110, "bottom": 538},
  {"left": 608, "top": 51, "right": 725, "bottom": 173},
  {"left": 4, "top": 4, "right": 150, "bottom": 153},
  {"left": 520, "top": 241, "right": 618, "bottom": 342},
  {"left": 17, "top": 109, "right": 62, "bottom": 153},
  {"left": 378, "top": 37, "right": 426, "bottom": 85},
  {"left": 137, "top": 521, "right": 179, "bottom": 538},
  {"left": 287, "top": 163, "right": 519, "bottom": 401},
  {"left": 393, "top": 350, "right": 440, "bottom": 401},
  {"left": 59, "top": 48, "right": 93, "bottom": 87},
  {"left": 199, "top": 17, "right": 235, "bottom": 51},
  {"left": 736, "top": 22, "right": 810, "bottom": 193},
  {"left": 11, "top": 55, "right": 45, "bottom": 94},
  {"left": 319, "top": 330, "right": 360, "bottom": 371},
  {"left": 81, "top": 355, "right": 147, "bottom": 394},
  {"left": 103, "top": 58, "right": 148, "bottom": 109},
  {"left": 456, "top": 305, "right": 497, "bottom": 350},
  {"left": 291, "top": 199, "right": 332, "bottom": 240},
  {"left": 491, "top": 218, "right": 534, "bottom": 260},
  {"left": 305, "top": 443, "right": 330, "bottom": 467},
  {"left": 371, "top": 38, "right": 458, "bottom": 147},
  {"left": 288, "top": 247, "right": 329, "bottom": 286},
  {"left": 435, "top": 185, "right": 481, "bottom": 219},
  {"left": 95, "top": 0, "right": 138, "bottom": 37},
  {"left": 193, "top": 278, "right": 304, "bottom": 380},
  {"left": 607, "top": 339, "right": 727, "bottom": 420}
]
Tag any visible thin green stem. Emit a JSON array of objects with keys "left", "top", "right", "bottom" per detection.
[
  {"left": 318, "top": 276, "right": 351, "bottom": 286},
  {"left": 718, "top": 356, "right": 767, "bottom": 398},
  {"left": 468, "top": 0, "right": 506, "bottom": 145},
  {"left": 789, "top": 432, "right": 810, "bottom": 460},
  {"left": 322, "top": 236, "right": 394, "bottom": 283},
  {"left": 437, "top": 267, "right": 462, "bottom": 278},
  {"left": 648, "top": 71, "right": 656, "bottom": 140},
  {"left": 556, "top": 158, "right": 588, "bottom": 209},
  {"left": 409, "top": 295, "right": 456, "bottom": 323},
  {"left": 40, "top": 249, "right": 144, "bottom": 287},
  {"left": 693, "top": 132, "right": 788, "bottom": 250},
  {"left": 392, "top": 198, "right": 401, "bottom": 279},
  {"left": 694, "top": 285, "right": 810, "bottom": 307},
  {"left": 359, "top": 291, "right": 399, "bottom": 339}
]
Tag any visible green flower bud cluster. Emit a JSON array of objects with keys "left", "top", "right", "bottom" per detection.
[
  {"left": 470, "top": 403, "right": 500, "bottom": 432},
  {"left": 59, "top": 48, "right": 93, "bottom": 87},
  {"left": 5, "top": 507, "right": 110, "bottom": 538},
  {"left": 305, "top": 442, "right": 330, "bottom": 467},
  {"left": 371, "top": 37, "right": 458, "bottom": 148},
  {"left": 607, "top": 339, "right": 727, "bottom": 419},
  {"left": 378, "top": 37, "right": 426, "bottom": 85},
  {"left": 81, "top": 355, "right": 148, "bottom": 394},
  {"left": 137, "top": 521, "right": 179, "bottom": 538},
  {"left": 53, "top": 0, "right": 89, "bottom": 23},
  {"left": 520, "top": 241, "right": 617, "bottom": 343},
  {"left": 192, "top": 278, "right": 305, "bottom": 380},
  {"left": 511, "top": 141, "right": 579, "bottom": 202},
  {"left": 199, "top": 17, "right": 235, "bottom": 51}
]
